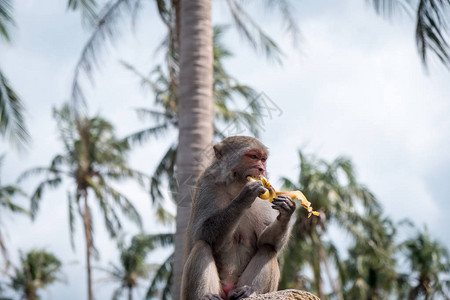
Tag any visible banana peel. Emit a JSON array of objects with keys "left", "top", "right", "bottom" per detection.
[{"left": 247, "top": 175, "right": 320, "bottom": 218}]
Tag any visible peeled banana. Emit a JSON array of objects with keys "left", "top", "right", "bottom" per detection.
[{"left": 247, "top": 175, "right": 320, "bottom": 218}]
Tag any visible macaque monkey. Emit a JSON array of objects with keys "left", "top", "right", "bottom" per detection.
[{"left": 181, "top": 136, "right": 295, "bottom": 300}]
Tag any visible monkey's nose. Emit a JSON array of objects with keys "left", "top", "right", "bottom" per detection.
[{"left": 258, "top": 167, "right": 264, "bottom": 172}]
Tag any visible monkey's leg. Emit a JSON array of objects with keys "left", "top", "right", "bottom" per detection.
[
  {"left": 230, "top": 245, "right": 280, "bottom": 299},
  {"left": 181, "top": 240, "right": 223, "bottom": 300}
]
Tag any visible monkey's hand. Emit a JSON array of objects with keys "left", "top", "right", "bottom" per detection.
[
  {"left": 272, "top": 195, "right": 296, "bottom": 222},
  {"left": 239, "top": 181, "right": 268, "bottom": 208},
  {"left": 258, "top": 196, "right": 295, "bottom": 251},
  {"left": 247, "top": 175, "right": 320, "bottom": 218}
]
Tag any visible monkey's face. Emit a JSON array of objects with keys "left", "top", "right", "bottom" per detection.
[{"left": 233, "top": 149, "right": 267, "bottom": 182}]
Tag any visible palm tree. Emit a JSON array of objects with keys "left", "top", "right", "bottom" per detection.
[
  {"left": 402, "top": 227, "right": 450, "bottom": 299},
  {"left": 0, "top": 155, "right": 28, "bottom": 271},
  {"left": 10, "top": 249, "right": 63, "bottom": 300},
  {"left": 19, "top": 104, "right": 148, "bottom": 300},
  {"left": 278, "top": 150, "right": 381, "bottom": 299},
  {"left": 0, "top": 0, "right": 29, "bottom": 149},
  {"left": 341, "top": 213, "right": 399, "bottom": 299},
  {"left": 122, "top": 24, "right": 263, "bottom": 215},
  {"left": 97, "top": 233, "right": 173, "bottom": 300},
  {"left": 173, "top": 2, "right": 214, "bottom": 298}
]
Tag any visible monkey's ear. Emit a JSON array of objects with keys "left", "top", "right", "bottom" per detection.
[{"left": 213, "top": 143, "right": 223, "bottom": 160}]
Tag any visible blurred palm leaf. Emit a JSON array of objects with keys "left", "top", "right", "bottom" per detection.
[
  {"left": 369, "top": 0, "right": 450, "bottom": 69},
  {"left": 10, "top": 249, "right": 63, "bottom": 300},
  {"left": 0, "top": 154, "right": 28, "bottom": 271},
  {"left": 0, "top": 1, "right": 30, "bottom": 149}
]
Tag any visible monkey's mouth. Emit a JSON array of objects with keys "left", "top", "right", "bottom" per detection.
[{"left": 246, "top": 169, "right": 266, "bottom": 178}]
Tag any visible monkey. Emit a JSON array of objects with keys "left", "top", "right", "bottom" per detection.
[{"left": 181, "top": 136, "right": 295, "bottom": 300}]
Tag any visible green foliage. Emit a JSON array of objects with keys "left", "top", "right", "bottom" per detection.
[
  {"left": 10, "top": 249, "right": 63, "bottom": 300},
  {"left": 0, "top": 1, "right": 30, "bottom": 150},
  {"left": 0, "top": 0, "right": 14, "bottom": 42},
  {"left": 67, "top": 0, "right": 97, "bottom": 26},
  {"left": 401, "top": 227, "right": 450, "bottom": 299},
  {"left": 279, "top": 151, "right": 382, "bottom": 298},
  {"left": 0, "top": 154, "right": 28, "bottom": 270},
  {"left": 278, "top": 151, "right": 450, "bottom": 300},
  {"left": 0, "top": 69, "right": 30, "bottom": 150},
  {"left": 98, "top": 233, "right": 173, "bottom": 300},
  {"left": 369, "top": 0, "right": 450, "bottom": 69},
  {"left": 146, "top": 252, "right": 173, "bottom": 300},
  {"left": 414, "top": 0, "right": 450, "bottom": 69},
  {"left": 341, "top": 213, "right": 399, "bottom": 299}
]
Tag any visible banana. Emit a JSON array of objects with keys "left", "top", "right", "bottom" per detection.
[{"left": 247, "top": 175, "right": 320, "bottom": 218}]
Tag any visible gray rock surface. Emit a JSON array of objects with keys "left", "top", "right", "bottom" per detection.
[{"left": 242, "top": 289, "right": 320, "bottom": 300}]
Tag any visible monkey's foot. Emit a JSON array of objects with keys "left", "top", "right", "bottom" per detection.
[
  {"left": 228, "top": 285, "right": 256, "bottom": 300},
  {"left": 202, "top": 294, "right": 223, "bottom": 300}
]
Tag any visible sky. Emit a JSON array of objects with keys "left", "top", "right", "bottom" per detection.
[{"left": 1, "top": 0, "right": 450, "bottom": 299}]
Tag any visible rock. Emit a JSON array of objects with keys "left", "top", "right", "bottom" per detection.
[{"left": 242, "top": 289, "right": 321, "bottom": 300}]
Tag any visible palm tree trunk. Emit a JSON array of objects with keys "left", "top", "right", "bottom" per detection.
[
  {"left": 173, "top": 0, "right": 213, "bottom": 299},
  {"left": 128, "top": 286, "right": 133, "bottom": 300},
  {"left": 82, "top": 190, "right": 94, "bottom": 300},
  {"left": 25, "top": 288, "right": 38, "bottom": 300},
  {"left": 311, "top": 231, "right": 324, "bottom": 299}
]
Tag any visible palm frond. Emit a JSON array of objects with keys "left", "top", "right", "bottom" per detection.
[
  {"left": 146, "top": 252, "right": 174, "bottom": 299},
  {"left": 214, "top": 108, "right": 260, "bottom": 137},
  {"left": 0, "top": 228, "right": 10, "bottom": 271},
  {"left": 86, "top": 177, "right": 123, "bottom": 238},
  {"left": 29, "top": 177, "right": 62, "bottom": 219},
  {"left": 135, "top": 233, "right": 173, "bottom": 249},
  {"left": 415, "top": 0, "right": 450, "bottom": 69},
  {"left": 0, "top": 0, "right": 14, "bottom": 42},
  {"left": 149, "top": 143, "right": 177, "bottom": 206},
  {"left": 120, "top": 60, "right": 159, "bottom": 93},
  {"left": 67, "top": 0, "right": 98, "bottom": 26},
  {"left": 0, "top": 188, "right": 28, "bottom": 214},
  {"left": 225, "top": 0, "right": 283, "bottom": 63},
  {"left": 0, "top": 71, "right": 30, "bottom": 149},
  {"left": 213, "top": 24, "right": 233, "bottom": 59},
  {"left": 134, "top": 108, "right": 174, "bottom": 123},
  {"left": 262, "top": 0, "right": 301, "bottom": 46},
  {"left": 279, "top": 176, "right": 298, "bottom": 191},
  {"left": 124, "top": 122, "right": 170, "bottom": 146},
  {"left": 101, "top": 183, "right": 143, "bottom": 230},
  {"left": 101, "top": 163, "right": 149, "bottom": 188},
  {"left": 156, "top": 206, "right": 175, "bottom": 224},
  {"left": 67, "top": 191, "right": 77, "bottom": 250},
  {"left": 367, "top": 0, "right": 413, "bottom": 19},
  {"left": 18, "top": 167, "right": 63, "bottom": 184},
  {"left": 111, "top": 286, "right": 124, "bottom": 300},
  {"left": 70, "top": 0, "right": 143, "bottom": 107}
]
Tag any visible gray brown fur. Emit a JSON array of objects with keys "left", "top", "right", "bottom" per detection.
[{"left": 181, "top": 136, "right": 295, "bottom": 300}]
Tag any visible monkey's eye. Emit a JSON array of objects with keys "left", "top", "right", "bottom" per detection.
[
  {"left": 261, "top": 157, "right": 267, "bottom": 163},
  {"left": 250, "top": 154, "right": 258, "bottom": 159}
]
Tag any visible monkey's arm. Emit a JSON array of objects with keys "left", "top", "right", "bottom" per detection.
[
  {"left": 257, "top": 196, "right": 295, "bottom": 251},
  {"left": 194, "top": 181, "right": 265, "bottom": 247}
]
